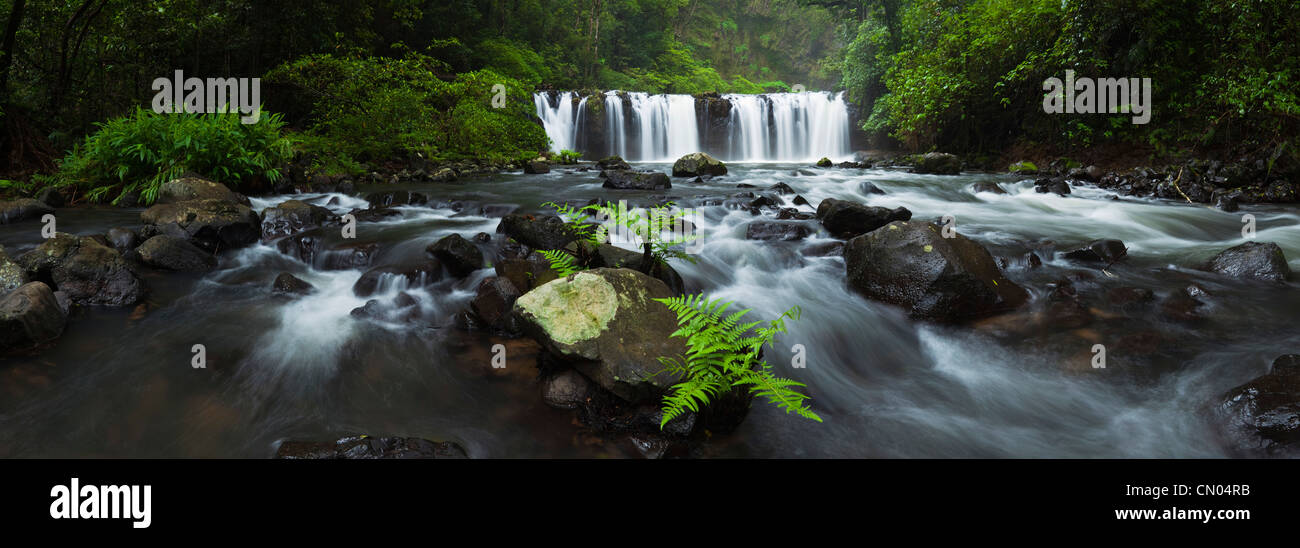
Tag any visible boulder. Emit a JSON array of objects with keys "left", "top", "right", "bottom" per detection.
[
  {"left": 0, "top": 282, "right": 66, "bottom": 354},
  {"left": 364, "top": 191, "right": 427, "bottom": 208},
  {"left": 1202, "top": 242, "right": 1291, "bottom": 283},
  {"left": 971, "top": 181, "right": 1008, "bottom": 195},
  {"left": 426, "top": 234, "right": 484, "bottom": 277},
  {"left": 18, "top": 233, "right": 146, "bottom": 306},
  {"left": 671, "top": 152, "right": 727, "bottom": 177},
  {"left": 157, "top": 177, "right": 249, "bottom": 205},
  {"left": 602, "top": 169, "right": 671, "bottom": 190},
  {"left": 135, "top": 235, "right": 217, "bottom": 272},
  {"left": 843, "top": 221, "right": 1028, "bottom": 322},
  {"left": 260, "top": 199, "right": 336, "bottom": 241},
  {"left": 352, "top": 261, "right": 443, "bottom": 297},
  {"left": 140, "top": 198, "right": 261, "bottom": 251},
  {"left": 513, "top": 268, "right": 687, "bottom": 402},
  {"left": 816, "top": 198, "right": 912, "bottom": 238},
  {"left": 542, "top": 369, "right": 592, "bottom": 410},
  {"left": 911, "top": 152, "right": 961, "bottom": 175},
  {"left": 496, "top": 213, "right": 577, "bottom": 250},
  {"left": 566, "top": 241, "right": 686, "bottom": 296},
  {"left": 272, "top": 272, "right": 315, "bottom": 295},
  {"left": 858, "top": 181, "right": 885, "bottom": 195},
  {"left": 1034, "top": 177, "right": 1071, "bottom": 196},
  {"left": 275, "top": 435, "right": 467, "bottom": 459},
  {"left": 347, "top": 207, "right": 404, "bottom": 223},
  {"left": 1, "top": 245, "right": 28, "bottom": 293},
  {"left": 524, "top": 160, "right": 551, "bottom": 174},
  {"left": 431, "top": 167, "right": 457, "bottom": 182},
  {"left": 106, "top": 227, "right": 140, "bottom": 254},
  {"left": 596, "top": 156, "right": 631, "bottom": 171},
  {"left": 776, "top": 207, "right": 815, "bottom": 221},
  {"left": 0, "top": 198, "right": 54, "bottom": 224},
  {"left": 816, "top": 158, "right": 833, "bottom": 167},
  {"left": 746, "top": 221, "right": 816, "bottom": 241},
  {"left": 494, "top": 253, "right": 558, "bottom": 292},
  {"left": 1063, "top": 239, "right": 1128, "bottom": 263},
  {"left": 464, "top": 276, "right": 521, "bottom": 332},
  {"left": 1219, "top": 355, "right": 1300, "bottom": 453}
]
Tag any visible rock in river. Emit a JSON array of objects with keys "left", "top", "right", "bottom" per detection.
[
  {"left": 352, "top": 261, "right": 443, "bottom": 297},
  {"left": 135, "top": 235, "right": 217, "bottom": 272},
  {"left": 911, "top": 152, "right": 961, "bottom": 175},
  {"left": 496, "top": 213, "right": 578, "bottom": 251},
  {"left": 18, "top": 233, "right": 147, "bottom": 306},
  {"left": 672, "top": 152, "right": 727, "bottom": 177},
  {"left": 1219, "top": 355, "right": 1300, "bottom": 454},
  {"left": 272, "top": 272, "right": 315, "bottom": 295},
  {"left": 513, "top": 268, "right": 687, "bottom": 402},
  {"left": 1063, "top": 239, "right": 1128, "bottom": 263},
  {"left": 816, "top": 198, "right": 912, "bottom": 238},
  {"left": 140, "top": 198, "right": 261, "bottom": 251},
  {"left": 602, "top": 169, "right": 671, "bottom": 190},
  {"left": 1, "top": 245, "right": 28, "bottom": 292},
  {"left": 157, "top": 177, "right": 250, "bottom": 206},
  {"left": 0, "top": 198, "right": 54, "bottom": 224},
  {"left": 843, "top": 221, "right": 1028, "bottom": 323},
  {"left": 1202, "top": 241, "right": 1291, "bottom": 283},
  {"left": 426, "top": 233, "right": 484, "bottom": 277},
  {"left": 0, "top": 282, "right": 67, "bottom": 355},
  {"left": 260, "top": 199, "right": 336, "bottom": 241}
]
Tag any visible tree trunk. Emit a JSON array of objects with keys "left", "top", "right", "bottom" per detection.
[{"left": 0, "top": 0, "right": 27, "bottom": 102}]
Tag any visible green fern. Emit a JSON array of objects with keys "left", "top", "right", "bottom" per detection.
[
  {"left": 538, "top": 249, "right": 583, "bottom": 277},
  {"left": 653, "top": 293, "right": 821, "bottom": 428}
]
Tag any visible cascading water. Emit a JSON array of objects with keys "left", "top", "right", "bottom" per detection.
[
  {"left": 726, "top": 92, "right": 851, "bottom": 162},
  {"left": 533, "top": 90, "right": 851, "bottom": 162},
  {"left": 628, "top": 92, "right": 700, "bottom": 162},
  {"left": 534, "top": 91, "right": 579, "bottom": 153},
  {"left": 604, "top": 91, "right": 627, "bottom": 159}
]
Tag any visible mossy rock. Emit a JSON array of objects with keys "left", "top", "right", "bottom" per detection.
[{"left": 513, "top": 268, "right": 686, "bottom": 402}]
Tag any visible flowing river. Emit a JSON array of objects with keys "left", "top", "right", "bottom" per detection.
[{"left": 2, "top": 164, "right": 1298, "bottom": 457}]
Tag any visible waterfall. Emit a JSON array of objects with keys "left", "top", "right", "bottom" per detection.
[
  {"left": 604, "top": 91, "right": 627, "bottom": 159},
  {"left": 534, "top": 91, "right": 578, "bottom": 153},
  {"left": 726, "top": 95, "right": 770, "bottom": 162},
  {"left": 627, "top": 92, "right": 700, "bottom": 162},
  {"left": 534, "top": 90, "right": 851, "bottom": 162}
]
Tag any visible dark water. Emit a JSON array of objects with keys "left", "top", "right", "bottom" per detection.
[{"left": 2, "top": 164, "right": 1298, "bottom": 457}]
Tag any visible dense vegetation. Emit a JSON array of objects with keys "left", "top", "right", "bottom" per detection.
[
  {"left": 1, "top": 0, "right": 1297, "bottom": 190},
  {"left": 834, "top": 0, "right": 1299, "bottom": 160},
  {"left": 264, "top": 52, "right": 547, "bottom": 166},
  {"left": 43, "top": 108, "right": 293, "bottom": 205}
]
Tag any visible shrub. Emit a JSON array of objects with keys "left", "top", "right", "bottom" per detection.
[{"left": 48, "top": 107, "right": 292, "bottom": 205}]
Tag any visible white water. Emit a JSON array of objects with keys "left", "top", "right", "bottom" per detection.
[
  {"left": 604, "top": 91, "right": 627, "bottom": 159},
  {"left": 534, "top": 90, "right": 851, "bottom": 162},
  {"left": 627, "top": 92, "right": 700, "bottom": 161},
  {"left": 534, "top": 91, "right": 579, "bottom": 153},
  {"left": 726, "top": 92, "right": 851, "bottom": 162}
]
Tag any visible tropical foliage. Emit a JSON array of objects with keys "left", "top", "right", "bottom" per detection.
[
  {"left": 42, "top": 107, "right": 291, "bottom": 205},
  {"left": 654, "top": 293, "right": 820, "bottom": 428}
]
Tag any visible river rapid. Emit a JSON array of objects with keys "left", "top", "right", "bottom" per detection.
[{"left": 2, "top": 163, "right": 1298, "bottom": 458}]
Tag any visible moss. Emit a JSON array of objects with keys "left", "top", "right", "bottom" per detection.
[{"left": 515, "top": 271, "right": 619, "bottom": 345}]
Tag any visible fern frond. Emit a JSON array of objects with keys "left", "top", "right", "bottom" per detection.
[
  {"left": 538, "top": 249, "right": 583, "bottom": 277},
  {"left": 652, "top": 294, "right": 820, "bottom": 429}
]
